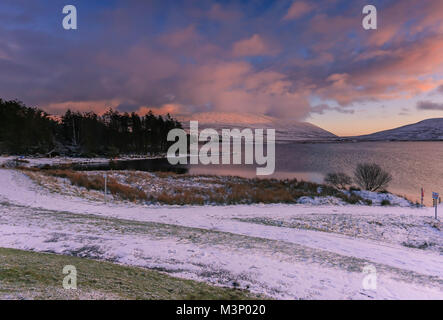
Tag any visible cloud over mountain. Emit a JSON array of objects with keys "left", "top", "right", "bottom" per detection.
[{"left": 0, "top": 0, "right": 443, "bottom": 132}]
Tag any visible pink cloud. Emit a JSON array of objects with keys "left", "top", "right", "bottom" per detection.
[
  {"left": 43, "top": 100, "right": 121, "bottom": 115},
  {"left": 315, "top": 34, "right": 443, "bottom": 105},
  {"left": 207, "top": 3, "right": 242, "bottom": 21},
  {"left": 232, "top": 34, "right": 279, "bottom": 57},
  {"left": 160, "top": 25, "right": 200, "bottom": 48},
  {"left": 282, "top": 1, "right": 314, "bottom": 21},
  {"left": 136, "top": 103, "right": 184, "bottom": 116}
]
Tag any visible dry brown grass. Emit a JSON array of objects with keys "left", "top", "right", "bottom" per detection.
[
  {"left": 154, "top": 171, "right": 178, "bottom": 179},
  {"left": 20, "top": 167, "right": 366, "bottom": 206},
  {"left": 28, "top": 169, "right": 147, "bottom": 202},
  {"left": 140, "top": 176, "right": 337, "bottom": 205},
  {"left": 107, "top": 180, "right": 147, "bottom": 201}
]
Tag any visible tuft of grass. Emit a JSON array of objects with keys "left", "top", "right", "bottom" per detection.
[
  {"left": 401, "top": 241, "right": 432, "bottom": 250},
  {"left": 0, "top": 247, "right": 261, "bottom": 300}
]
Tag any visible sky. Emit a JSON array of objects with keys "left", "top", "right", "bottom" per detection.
[{"left": 1, "top": 0, "right": 443, "bottom": 136}]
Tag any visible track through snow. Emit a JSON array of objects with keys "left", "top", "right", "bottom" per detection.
[{"left": 0, "top": 169, "right": 442, "bottom": 299}]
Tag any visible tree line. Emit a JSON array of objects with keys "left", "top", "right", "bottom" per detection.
[{"left": 0, "top": 99, "right": 182, "bottom": 156}]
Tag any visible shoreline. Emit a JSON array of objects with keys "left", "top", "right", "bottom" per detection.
[{"left": 0, "top": 154, "right": 167, "bottom": 168}]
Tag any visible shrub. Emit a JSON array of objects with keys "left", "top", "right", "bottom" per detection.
[
  {"left": 346, "top": 194, "right": 362, "bottom": 204},
  {"left": 335, "top": 192, "right": 364, "bottom": 204},
  {"left": 354, "top": 163, "right": 392, "bottom": 192},
  {"left": 324, "top": 172, "right": 352, "bottom": 190},
  {"left": 320, "top": 185, "right": 339, "bottom": 196},
  {"left": 381, "top": 199, "right": 391, "bottom": 206}
]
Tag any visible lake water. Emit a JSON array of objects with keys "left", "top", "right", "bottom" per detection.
[{"left": 74, "top": 141, "right": 443, "bottom": 206}]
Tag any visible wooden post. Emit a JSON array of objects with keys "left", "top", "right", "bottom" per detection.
[
  {"left": 432, "top": 192, "right": 439, "bottom": 219},
  {"left": 104, "top": 173, "right": 107, "bottom": 203}
]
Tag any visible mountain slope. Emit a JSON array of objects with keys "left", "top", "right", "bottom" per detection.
[
  {"left": 354, "top": 118, "right": 443, "bottom": 141},
  {"left": 180, "top": 112, "right": 338, "bottom": 142}
]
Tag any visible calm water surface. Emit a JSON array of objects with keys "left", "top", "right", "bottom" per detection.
[{"left": 189, "top": 141, "right": 443, "bottom": 205}]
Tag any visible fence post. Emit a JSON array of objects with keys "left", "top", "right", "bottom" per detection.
[{"left": 104, "top": 173, "right": 107, "bottom": 203}]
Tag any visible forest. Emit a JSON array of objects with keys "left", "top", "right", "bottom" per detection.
[{"left": 0, "top": 99, "right": 182, "bottom": 156}]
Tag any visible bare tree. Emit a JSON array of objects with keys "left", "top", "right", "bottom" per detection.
[
  {"left": 354, "top": 163, "right": 392, "bottom": 191},
  {"left": 324, "top": 172, "right": 352, "bottom": 189}
]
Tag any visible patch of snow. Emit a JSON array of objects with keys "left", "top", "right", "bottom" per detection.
[
  {"left": 297, "top": 196, "right": 346, "bottom": 206},
  {"left": 346, "top": 190, "right": 412, "bottom": 207}
]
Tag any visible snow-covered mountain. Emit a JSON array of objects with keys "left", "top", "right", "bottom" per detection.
[
  {"left": 353, "top": 118, "right": 443, "bottom": 141},
  {"left": 179, "top": 112, "right": 338, "bottom": 142}
]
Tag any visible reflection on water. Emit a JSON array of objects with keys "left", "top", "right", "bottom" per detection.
[
  {"left": 74, "top": 141, "right": 443, "bottom": 206},
  {"left": 72, "top": 158, "right": 189, "bottom": 174},
  {"left": 188, "top": 165, "right": 325, "bottom": 183}
]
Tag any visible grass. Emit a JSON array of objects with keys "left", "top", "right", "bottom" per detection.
[
  {"left": 0, "top": 247, "right": 261, "bottom": 300},
  {"left": 26, "top": 168, "right": 147, "bottom": 202},
  {"left": 22, "top": 168, "right": 369, "bottom": 206}
]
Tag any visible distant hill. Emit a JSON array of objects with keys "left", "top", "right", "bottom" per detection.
[
  {"left": 353, "top": 118, "right": 443, "bottom": 141},
  {"left": 180, "top": 112, "right": 338, "bottom": 142}
]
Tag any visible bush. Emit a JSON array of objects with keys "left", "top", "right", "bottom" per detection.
[
  {"left": 335, "top": 192, "right": 364, "bottom": 204},
  {"left": 346, "top": 194, "right": 362, "bottom": 204},
  {"left": 354, "top": 163, "right": 392, "bottom": 192},
  {"left": 324, "top": 172, "right": 352, "bottom": 190},
  {"left": 381, "top": 199, "right": 391, "bottom": 206}
]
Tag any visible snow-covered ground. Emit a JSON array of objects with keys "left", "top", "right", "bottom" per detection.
[
  {"left": 297, "top": 190, "right": 411, "bottom": 207},
  {"left": 0, "top": 155, "right": 109, "bottom": 167},
  {"left": 0, "top": 169, "right": 442, "bottom": 299},
  {"left": 0, "top": 155, "right": 166, "bottom": 169},
  {"left": 345, "top": 190, "right": 412, "bottom": 207}
]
